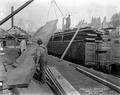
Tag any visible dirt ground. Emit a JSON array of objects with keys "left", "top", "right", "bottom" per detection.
[{"left": 3, "top": 48, "right": 20, "bottom": 64}]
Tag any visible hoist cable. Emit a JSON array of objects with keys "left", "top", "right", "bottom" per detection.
[
  {"left": 52, "top": 0, "right": 64, "bottom": 17},
  {"left": 46, "top": 2, "right": 53, "bottom": 22},
  {"left": 46, "top": 0, "right": 65, "bottom": 22},
  {"left": 53, "top": 5, "right": 58, "bottom": 19}
]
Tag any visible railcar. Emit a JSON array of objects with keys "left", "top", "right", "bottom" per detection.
[
  {"left": 47, "top": 27, "right": 103, "bottom": 67},
  {"left": 48, "top": 27, "right": 120, "bottom": 74}
]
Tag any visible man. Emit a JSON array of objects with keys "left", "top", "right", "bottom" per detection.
[
  {"left": 20, "top": 39, "right": 27, "bottom": 54},
  {"left": 35, "top": 39, "right": 48, "bottom": 83},
  {"left": 66, "top": 14, "right": 71, "bottom": 30}
]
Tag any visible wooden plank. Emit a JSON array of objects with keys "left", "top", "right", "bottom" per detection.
[
  {"left": 49, "top": 67, "right": 80, "bottom": 95},
  {"left": 0, "top": 59, "right": 5, "bottom": 81},
  {"left": 4, "top": 45, "right": 37, "bottom": 87},
  {"left": 85, "top": 42, "right": 96, "bottom": 65},
  {"left": 16, "top": 80, "right": 54, "bottom": 95}
]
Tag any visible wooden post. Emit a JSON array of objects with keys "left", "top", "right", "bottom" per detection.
[
  {"left": 59, "top": 25, "right": 81, "bottom": 61},
  {"left": 61, "top": 32, "right": 63, "bottom": 41}
]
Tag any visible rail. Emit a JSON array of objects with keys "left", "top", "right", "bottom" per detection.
[
  {"left": 46, "top": 67, "right": 66, "bottom": 95},
  {"left": 46, "top": 67, "right": 80, "bottom": 95},
  {"left": 71, "top": 64, "right": 120, "bottom": 93}
]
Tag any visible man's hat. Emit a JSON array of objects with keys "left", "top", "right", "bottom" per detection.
[{"left": 37, "top": 39, "right": 42, "bottom": 45}]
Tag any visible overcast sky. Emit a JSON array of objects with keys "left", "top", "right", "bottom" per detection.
[{"left": 0, "top": 0, "right": 120, "bottom": 31}]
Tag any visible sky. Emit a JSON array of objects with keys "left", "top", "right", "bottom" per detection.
[{"left": 0, "top": 0, "right": 120, "bottom": 32}]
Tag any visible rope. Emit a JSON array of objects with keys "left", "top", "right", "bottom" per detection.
[
  {"left": 46, "top": 2, "right": 53, "bottom": 22},
  {"left": 53, "top": 5, "right": 58, "bottom": 19},
  {"left": 52, "top": 0, "right": 64, "bottom": 17},
  {"left": 46, "top": 0, "right": 65, "bottom": 22}
]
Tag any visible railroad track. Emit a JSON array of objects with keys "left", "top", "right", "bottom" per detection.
[
  {"left": 46, "top": 67, "right": 80, "bottom": 95},
  {"left": 112, "top": 74, "right": 120, "bottom": 79},
  {"left": 46, "top": 67, "right": 66, "bottom": 95},
  {"left": 70, "top": 64, "right": 120, "bottom": 93},
  {"left": 1, "top": 69, "right": 62, "bottom": 95}
]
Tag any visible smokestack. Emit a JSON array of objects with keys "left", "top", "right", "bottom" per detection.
[{"left": 11, "top": 6, "right": 14, "bottom": 28}]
